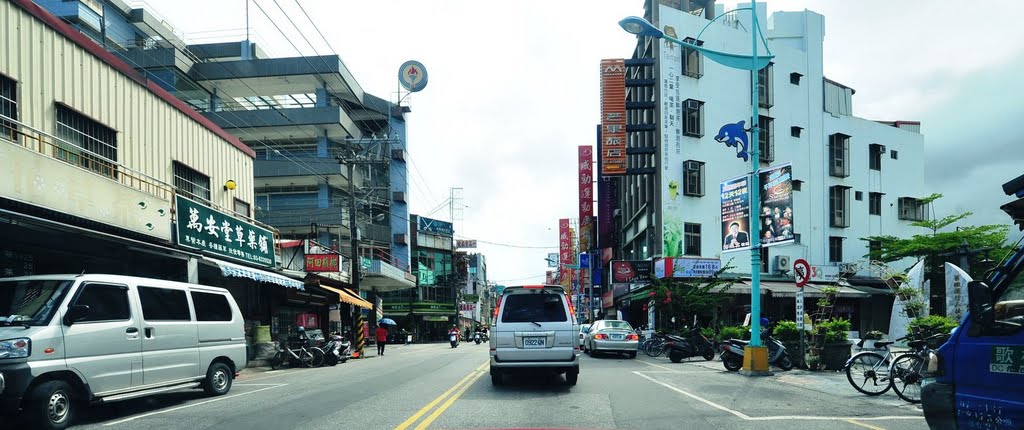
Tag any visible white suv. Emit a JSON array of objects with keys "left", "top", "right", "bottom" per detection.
[{"left": 489, "top": 285, "right": 579, "bottom": 386}]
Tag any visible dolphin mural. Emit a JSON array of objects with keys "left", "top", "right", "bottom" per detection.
[{"left": 714, "top": 120, "right": 750, "bottom": 162}]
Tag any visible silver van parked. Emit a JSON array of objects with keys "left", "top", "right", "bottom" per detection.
[
  {"left": 0, "top": 274, "right": 247, "bottom": 430},
  {"left": 489, "top": 285, "right": 579, "bottom": 386}
]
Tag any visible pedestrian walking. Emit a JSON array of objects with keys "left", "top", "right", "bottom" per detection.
[{"left": 376, "top": 325, "right": 389, "bottom": 356}]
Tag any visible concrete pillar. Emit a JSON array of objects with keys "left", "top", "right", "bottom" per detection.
[
  {"left": 315, "top": 83, "right": 328, "bottom": 107},
  {"left": 209, "top": 91, "right": 222, "bottom": 113},
  {"left": 317, "top": 132, "right": 329, "bottom": 158},
  {"left": 705, "top": 0, "right": 716, "bottom": 19}
]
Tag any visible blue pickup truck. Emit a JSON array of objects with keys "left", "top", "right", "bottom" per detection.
[{"left": 922, "top": 173, "right": 1024, "bottom": 430}]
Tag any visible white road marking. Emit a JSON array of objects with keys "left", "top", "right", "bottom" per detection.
[
  {"left": 102, "top": 384, "right": 286, "bottom": 426},
  {"left": 639, "top": 359, "right": 717, "bottom": 373},
  {"left": 632, "top": 371, "right": 923, "bottom": 422}
]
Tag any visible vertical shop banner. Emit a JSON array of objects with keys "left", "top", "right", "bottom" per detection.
[
  {"left": 659, "top": 31, "right": 684, "bottom": 257},
  {"left": 758, "top": 163, "right": 795, "bottom": 247},
  {"left": 559, "top": 219, "right": 571, "bottom": 288},
  {"left": 600, "top": 59, "right": 627, "bottom": 176},
  {"left": 579, "top": 145, "right": 595, "bottom": 252},
  {"left": 720, "top": 174, "right": 752, "bottom": 252}
]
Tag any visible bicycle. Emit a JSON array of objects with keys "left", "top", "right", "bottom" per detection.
[
  {"left": 844, "top": 328, "right": 947, "bottom": 397},
  {"left": 641, "top": 333, "right": 671, "bottom": 357},
  {"left": 270, "top": 335, "right": 325, "bottom": 369},
  {"left": 889, "top": 332, "right": 950, "bottom": 403}
]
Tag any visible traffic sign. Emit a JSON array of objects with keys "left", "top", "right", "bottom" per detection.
[
  {"left": 793, "top": 258, "right": 811, "bottom": 288},
  {"left": 398, "top": 60, "right": 428, "bottom": 92}
]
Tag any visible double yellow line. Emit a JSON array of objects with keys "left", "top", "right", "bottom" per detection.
[{"left": 394, "top": 361, "right": 488, "bottom": 430}]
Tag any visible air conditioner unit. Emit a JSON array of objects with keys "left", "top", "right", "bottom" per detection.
[
  {"left": 685, "top": 99, "right": 701, "bottom": 110},
  {"left": 833, "top": 215, "right": 845, "bottom": 226},
  {"left": 774, "top": 255, "right": 791, "bottom": 274},
  {"left": 684, "top": 161, "right": 702, "bottom": 171},
  {"left": 839, "top": 263, "right": 858, "bottom": 274}
]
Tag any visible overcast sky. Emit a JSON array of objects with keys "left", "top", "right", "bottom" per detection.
[{"left": 150, "top": 0, "right": 1024, "bottom": 285}]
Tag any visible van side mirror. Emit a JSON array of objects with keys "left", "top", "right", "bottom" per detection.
[
  {"left": 968, "top": 281, "right": 995, "bottom": 327},
  {"left": 64, "top": 305, "right": 90, "bottom": 326}
]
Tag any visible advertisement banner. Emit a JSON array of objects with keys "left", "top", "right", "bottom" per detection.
[
  {"left": 305, "top": 254, "right": 340, "bottom": 272},
  {"left": 417, "top": 216, "right": 454, "bottom": 237},
  {"left": 659, "top": 29, "right": 684, "bottom": 257},
  {"left": 655, "top": 257, "right": 722, "bottom": 279},
  {"left": 559, "top": 219, "right": 572, "bottom": 288},
  {"left": 757, "top": 163, "right": 795, "bottom": 247},
  {"left": 610, "top": 261, "right": 653, "bottom": 284},
  {"left": 175, "top": 195, "right": 276, "bottom": 267},
  {"left": 579, "top": 145, "right": 595, "bottom": 252},
  {"left": 720, "top": 174, "right": 752, "bottom": 253},
  {"left": 600, "top": 59, "right": 627, "bottom": 176},
  {"left": 601, "top": 289, "right": 614, "bottom": 307}
]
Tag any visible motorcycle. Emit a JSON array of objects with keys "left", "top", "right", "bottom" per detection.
[
  {"left": 449, "top": 332, "right": 459, "bottom": 348},
  {"left": 321, "top": 332, "right": 351, "bottom": 366},
  {"left": 720, "top": 327, "right": 793, "bottom": 372},
  {"left": 666, "top": 327, "right": 717, "bottom": 363},
  {"left": 473, "top": 331, "right": 483, "bottom": 345}
]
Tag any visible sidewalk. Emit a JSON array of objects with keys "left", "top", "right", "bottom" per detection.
[{"left": 240, "top": 342, "right": 418, "bottom": 376}]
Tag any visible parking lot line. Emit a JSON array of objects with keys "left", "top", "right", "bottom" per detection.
[{"left": 102, "top": 384, "right": 286, "bottom": 426}]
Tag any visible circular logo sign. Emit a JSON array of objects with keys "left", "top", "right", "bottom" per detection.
[
  {"left": 398, "top": 60, "right": 428, "bottom": 92},
  {"left": 793, "top": 258, "right": 811, "bottom": 288}
]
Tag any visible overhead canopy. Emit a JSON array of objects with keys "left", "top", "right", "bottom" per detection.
[
  {"left": 724, "top": 281, "right": 870, "bottom": 298},
  {"left": 318, "top": 284, "right": 373, "bottom": 309},
  {"left": 204, "top": 257, "right": 304, "bottom": 290}
]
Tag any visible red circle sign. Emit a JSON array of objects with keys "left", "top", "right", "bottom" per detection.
[{"left": 793, "top": 258, "right": 811, "bottom": 288}]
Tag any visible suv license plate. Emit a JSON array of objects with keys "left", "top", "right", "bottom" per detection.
[{"left": 524, "top": 337, "right": 546, "bottom": 348}]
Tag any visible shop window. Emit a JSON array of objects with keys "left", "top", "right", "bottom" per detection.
[
  {"left": 139, "top": 286, "right": 192, "bottom": 321},
  {"left": 55, "top": 104, "right": 118, "bottom": 179},
  {"left": 73, "top": 283, "right": 130, "bottom": 322},
  {"left": 0, "top": 74, "right": 17, "bottom": 141},
  {"left": 192, "top": 291, "right": 233, "bottom": 322},
  {"left": 174, "top": 161, "right": 212, "bottom": 204}
]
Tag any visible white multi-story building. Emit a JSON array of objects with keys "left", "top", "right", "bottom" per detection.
[{"left": 614, "top": 1, "right": 926, "bottom": 279}]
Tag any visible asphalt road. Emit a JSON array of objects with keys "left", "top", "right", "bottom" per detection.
[{"left": 63, "top": 342, "right": 929, "bottom": 430}]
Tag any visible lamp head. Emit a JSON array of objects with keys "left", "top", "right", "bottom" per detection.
[
  {"left": 619, "top": 16, "right": 663, "bottom": 38},
  {"left": 223, "top": 179, "right": 237, "bottom": 191}
]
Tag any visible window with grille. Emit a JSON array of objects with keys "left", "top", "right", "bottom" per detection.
[
  {"left": 684, "top": 223, "right": 701, "bottom": 256},
  {"left": 830, "top": 186, "right": 850, "bottom": 228},
  {"left": 758, "top": 63, "right": 774, "bottom": 108},
  {"left": 869, "top": 192, "right": 883, "bottom": 216},
  {"left": 173, "top": 161, "right": 211, "bottom": 203},
  {"left": 898, "top": 197, "right": 928, "bottom": 221},
  {"left": 0, "top": 74, "right": 17, "bottom": 141},
  {"left": 683, "top": 99, "right": 704, "bottom": 138},
  {"left": 683, "top": 160, "right": 704, "bottom": 197},
  {"left": 234, "top": 199, "right": 251, "bottom": 218},
  {"left": 682, "top": 38, "right": 704, "bottom": 79},
  {"left": 55, "top": 104, "right": 118, "bottom": 178},
  {"left": 829, "top": 237, "right": 844, "bottom": 263},
  {"left": 869, "top": 143, "right": 884, "bottom": 171},
  {"left": 829, "top": 133, "right": 851, "bottom": 177},
  {"left": 758, "top": 115, "right": 774, "bottom": 163}
]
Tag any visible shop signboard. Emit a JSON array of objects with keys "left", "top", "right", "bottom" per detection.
[
  {"left": 613, "top": 282, "right": 630, "bottom": 298},
  {"left": 610, "top": 260, "right": 653, "bottom": 284},
  {"left": 455, "top": 239, "right": 477, "bottom": 249},
  {"left": 423, "top": 315, "right": 448, "bottom": 322},
  {"left": 579, "top": 145, "right": 595, "bottom": 251},
  {"left": 655, "top": 257, "right": 722, "bottom": 279},
  {"left": 600, "top": 59, "right": 627, "bottom": 176},
  {"left": 175, "top": 195, "right": 275, "bottom": 267},
  {"left": 305, "top": 254, "right": 340, "bottom": 272},
  {"left": 559, "top": 219, "right": 572, "bottom": 289},
  {"left": 418, "top": 216, "right": 454, "bottom": 237}
]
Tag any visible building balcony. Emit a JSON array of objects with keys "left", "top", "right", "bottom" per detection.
[
  {"left": 254, "top": 158, "right": 354, "bottom": 189},
  {"left": 0, "top": 119, "right": 174, "bottom": 242},
  {"left": 257, "top": 207, "right": 346, "bottom": 231},
  {"left": 202, "top": 105, "right": 361, "bottom": 143},
  {"left": 191, "top": 55, "right": 364, "bottom": 104}
]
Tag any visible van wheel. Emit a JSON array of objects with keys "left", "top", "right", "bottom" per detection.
[
  {"left": 565, "top": 369, "right": 578, "bottom": 386},
  {"left": 26, "top": 380, "right": 75, "bottom": 430},
  {"left": 203, "top": 362, "right": 233, "bottom": 396},
  {"left": 490, "top": 370, "right": 503, "bottom": 386}
]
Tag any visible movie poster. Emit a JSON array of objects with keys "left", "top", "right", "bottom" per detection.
[
  {"left": 758, "top": 163, "right": 795, "bottom": 247},
  {"left": 720, "top": 175, "right": 751, "bottom": 252}
]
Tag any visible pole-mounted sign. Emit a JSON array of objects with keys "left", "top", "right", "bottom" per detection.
[
  {"left": 398, "top": 60, "right": 428, "bottom": 92},
  {"left": 793, "top": 258, "right": 811, "bottom": 288}
]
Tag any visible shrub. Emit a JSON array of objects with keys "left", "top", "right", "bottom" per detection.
[
  {"left": 907, "top": 315, "right": 958, "bottom": 337},
  {"left": 820, "top": 286, "right": 840, "bottom": 295},
  {"left": 896, "top": 286, "right": 920, "bottom": 301},
  {"left": 719, "top": 326, "right": 746, "bottom": 341},
  {"left": 863, "top": 330, "right": 884, "bottom": 340},
  {"left": 772, "top": 320, "right": 800, "bottom": 341},
  {"left": 817, "top": 318, "right": 851, "bottom": 343},
  {"left": 700, "top": 327, "right": 715, "bottom": 340}
]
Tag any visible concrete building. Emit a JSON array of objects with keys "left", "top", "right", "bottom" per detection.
[{"left": 605, "top": 0, "right": 925, "bottom": 332}]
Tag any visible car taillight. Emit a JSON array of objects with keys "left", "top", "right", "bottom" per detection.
[
  {"left": 594, "top": 334, "right": 609, "bottom": 340},
  {"left": 493, "top": 296, "right": 502, "bottom": 320},
  {"left": 626, "top": 334, "right": 639, "bottom": 341}
]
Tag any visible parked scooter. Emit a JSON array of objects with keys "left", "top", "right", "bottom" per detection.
[
  {"left": 321, "top": 332, "right": 351, "bottom": 366},
  {"left": 666, "top": 327, "right": 717, "bottom": 363},
  {"left": 720, "top": 320, "right": 793, "bottom": 372},
  {"left": 473, "top": 331, "right": 483, "bottom": 345}
]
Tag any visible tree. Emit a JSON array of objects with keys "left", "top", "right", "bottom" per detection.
[{"left": 646, "top": 266, "right": 735, "bottom": 331}]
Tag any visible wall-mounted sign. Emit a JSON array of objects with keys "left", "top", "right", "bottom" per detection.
[
  {"left": 610, "top": 260, "right": 652, "bottom": 284},
  {"left": 654, "top": 257, "right": 722, "bottom": 279},
  {"left": 600, "top": 59, "right": 627, "bottom": 176},
  {"left": 305, "top": 254, "right": 340, "bottom": 272},
  {"left": 456, "top": 239, "right": 477, "bottom": 249},
  {"left": 418, "top": 216, "right": 453, "bottom": 237},
  {"left": 175, "top": 195, "right": 275, "bottom": 267}
]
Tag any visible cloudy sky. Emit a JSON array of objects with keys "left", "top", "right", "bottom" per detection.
[{"left": 150, "top": 0, "right": 1024, "bottom": 284}]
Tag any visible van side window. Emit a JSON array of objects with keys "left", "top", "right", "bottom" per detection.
[
  {"left": 192, "top": 291, "right": 232, "bottom": 322},
  {"left": 74, "top": 283, "right": 130, "bottom": 322},
  {"left": 139, "top": 287, "right": 192, "bottom": 321}
]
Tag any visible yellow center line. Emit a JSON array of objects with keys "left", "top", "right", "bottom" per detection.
[
  {"left": 393, "top": 361, "right": 488, "bottom": 430},
  {"left": 414, "top": 369, "right": 487, "bottom": 430},
  {"left": 843, "top": 419, "right": 887, "bottom": 430}
]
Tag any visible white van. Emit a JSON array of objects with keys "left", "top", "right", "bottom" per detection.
[
  {"left": 489, "top": 285, "right": 579, "bottom": 386},
  {"left": 0, "top": 274, "right": 247, "bottom": 430}
]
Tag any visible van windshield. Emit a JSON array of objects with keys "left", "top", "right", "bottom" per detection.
[{"left": 0, "top": 279, "right": 73, "bottom": 326}]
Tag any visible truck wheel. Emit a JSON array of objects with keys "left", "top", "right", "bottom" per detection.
[
  {"left": 26, "top": 380, "right": 75, "bottom": 430},
  {"left": 203, "top": 362, "right": 233, "bottom": 396}
]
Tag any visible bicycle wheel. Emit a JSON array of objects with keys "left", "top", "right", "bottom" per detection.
[
  {"left": 890, "top": 353, "right": 924, "bottom": 403},
  {"left": 845, "top": 352, "right": 891, "bottom": 396},
  {"left": 642, "top": 340, "right": 660, "bottom": 357},
  {"left": 307, "top": 347, "right": 325, "bottom": 367},
  {"left": 270, "top": 352, "right": 285, "bottom": 370}
]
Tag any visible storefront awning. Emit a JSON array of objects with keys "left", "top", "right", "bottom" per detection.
[
  {"left": 204, "top": 257, "right": 304, "bottom": 290},
  {"left": 318, "top": 284, "right": 373, "bottom": 309},
  {"left": 724, "top": 281, "right": 870, "bottom": 298}
]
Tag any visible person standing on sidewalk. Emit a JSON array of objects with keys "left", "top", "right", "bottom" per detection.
[{"left": 376, "top": 325, "right": 389, "bottom": 356}]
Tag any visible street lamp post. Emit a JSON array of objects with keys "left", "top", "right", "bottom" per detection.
[{"left": 620, "top": 1, "right": 774, "bottom": 374}]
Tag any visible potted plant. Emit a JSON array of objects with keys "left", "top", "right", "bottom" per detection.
[
  {"left": 772, "top": 320, "right": 804, "bottom": 367},
  {"left": 818, "top": 318, "right": 852, "bottom": 370},
  {"left": 854, "top": 330, "right": 886, "bottom": 352}
]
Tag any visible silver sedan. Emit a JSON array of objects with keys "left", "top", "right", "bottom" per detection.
[{"left": 584, "top": 320, "right": 638, "bottom": 358}]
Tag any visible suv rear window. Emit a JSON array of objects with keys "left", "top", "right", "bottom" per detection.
[{"left": 501, "top": 293, "right": 567, "bottom": 323}]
